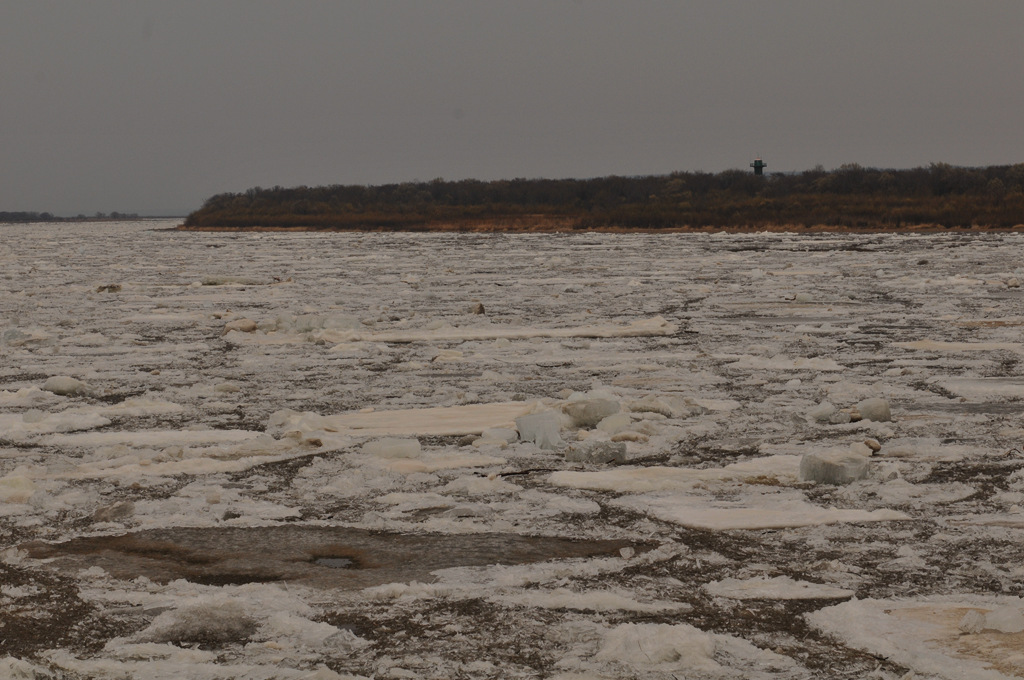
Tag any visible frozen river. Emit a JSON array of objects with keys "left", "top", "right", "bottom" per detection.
[{"left": 2, "top": 220, "right": 1024, "bottom": 678}]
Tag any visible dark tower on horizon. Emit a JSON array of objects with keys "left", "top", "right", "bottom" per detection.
[{"left": 750, "top": 158, "right": 767, "bottom": 176}]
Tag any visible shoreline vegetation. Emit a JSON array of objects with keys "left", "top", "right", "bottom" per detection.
[
  {"left": 179, "top": 163, "right": 1024, "bottom": 233},
  {"left": 0, "top": 211, "right": 142, "bottom": 223}
]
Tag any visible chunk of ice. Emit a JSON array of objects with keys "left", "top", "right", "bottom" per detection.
[
  {"left": 480, "top": 427, "right": 518, "bottom": 443},
  {"left": 626, "top": 395, "right": 686, "bottom": 418},
  {"left": 959, "top": 609, "right": 986, "bottom": 634},
  {"left": 849, "top": 442, "right": 874, "bottom": 457},
  {"left": 42, "top": 376, "right": 89, "bottom": 396},
  {"left": 595, "top": 623, "right": 718, "bottom": 670},
  {"left": 2, "top": 328, "right": 49, "bottom": 346},
  {"left": 562, "top": 399, "right": 620, "bottom": 428},
  {"left": 596, "top": 412, "right": 632, "bottom": 435},
  {"left": 800, "top": 450, "right": 869, "bottom": 485},
  {"left": 138, "top": 596, "right": 257, "bottom": 644},
  {"left": 0, "top": 656, "right": 49, "bottom": 679},
  {"left": 983, "top": 605, "right": 1024, "bottom": 633},
  {"left": 564, "top": 441, "right": 626, "bottom": 465},
  {"left": 515, "top": 411, "right": 563, "bottom": 450},
  {"left": 856, "top": 397, "right": 891, "bottom": 422},
  {"left": 222, "top": 318, "right": 257, "bottom": 335},
  {"left": 0, "top": 473, "right": 35, "bottom": 504},
  {"left": 704, "top": 575, "right": 855, "bottom": 600},
  {"left": 807, "top": 401, "right": 836, "bottom": 423},
  {"left": 92, "top": 501, "right": 135, "bottom": 522},
  {"left": 362, "top": 438, "right": 422, "bottom": 459}
]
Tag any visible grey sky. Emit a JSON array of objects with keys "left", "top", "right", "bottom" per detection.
[{"left": 2, "top": 1, "right": 1022, "bottom": 215}]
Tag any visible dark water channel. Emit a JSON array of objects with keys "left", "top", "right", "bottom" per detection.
[{"left": 25, "top": 526, "right": 641, "bottom": 589}]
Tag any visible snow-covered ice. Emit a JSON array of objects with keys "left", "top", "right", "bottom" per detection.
[
  {"left": 704, "top": 575, "right": 855, "bottom": 600},
  {"left": 2, "top": 220, "right": 1024, "bottom": 678},
  {"left": 809, "top": 597, "right": 1024, "bottom": 679}
]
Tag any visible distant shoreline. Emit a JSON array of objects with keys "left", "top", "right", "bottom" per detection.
[
  {"left": 175, "top": 221, "right": 1024, "bottom": 234},
  {"left": 0, "top": 216, "right": 185, "bottom": 224},
  {"left": 180, "top": 164, "right": 1024, "bottom": 233}
]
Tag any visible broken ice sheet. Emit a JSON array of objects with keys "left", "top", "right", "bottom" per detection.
[
  {"left": 703, "top": 575, "right": 854, "bottom": 600},
  {"left": 933, "top": 377, "right": 1024, "bottom": 400},
  {"left": 720, "top": 353, "right": 846, "bottom": 372},
  {"left": 554, "top": 621, "right": 798, "bottom": 678},
  {"left": 893, "top": 339, "right": 1024, "bottom": 354},
  {"left": 548, "top": 455, "right": 802, "bottom": 493},
  {"left": 268, "top": 401, "right": 537, "bottom": 439},
  {"left": 41, "top": 428, "right": 262, "bottom": 449},
  {"left": 611, "top": 488, "right": 910, "bottom": 530},
  {"left": 0, "top": 410, "right": 110, "bottom": 440},
  {"left": 808, "top": 596, "right": 1024, "bottom": 680},
  {"left": 7, "top": 222, "right": 1024, "bottom": 677},
  {"left": 38, "top": 431, "right": 295, "bottom": 479},
  {"left": 488, "top": 587, "right": 690, "bottom": 613},
  {"left": 46, "top": 581, "right": 372, "bottom": 680},
  {"left": 0, "top": 386, "right": 62, "bottom": 407},
  {"left": 224, "top": 315, "right": 679, "bottom": 345}
]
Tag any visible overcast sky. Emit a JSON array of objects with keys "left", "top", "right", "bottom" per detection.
[{"left": 2, "top": 1, "right": 1022, "bottom": 215}]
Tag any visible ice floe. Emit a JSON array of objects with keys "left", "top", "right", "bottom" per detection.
[
  {"left": 809, "top": 596, "right": 1024, "bottom": 680},
  {"left": 613, "top": 489, "right": 910, "bottom": 530},
  {"left": 269, "top": 401, "right": 536, "bottom": 439},
  {"left": 704, "top": 575, "right": 855, "bottom": 600}
]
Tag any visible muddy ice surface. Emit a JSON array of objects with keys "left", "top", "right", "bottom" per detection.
[{"left": 2, "top": 221, "right": 1024, "bottom": 679}]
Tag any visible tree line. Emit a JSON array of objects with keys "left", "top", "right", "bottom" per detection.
[
  {"left": 182, "top": 163, "right": 1024, "bottom": 230},
  {"left": 0, "top": 211, "right": 58, "bottom": 223},
  {"left": 0, "top": 211, "right": 140, "bottom": 223}
]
